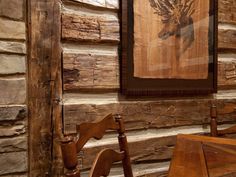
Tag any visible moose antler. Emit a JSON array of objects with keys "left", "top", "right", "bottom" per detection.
[{"left": 149, "top": 0, "right": 195, "bottom": 24}]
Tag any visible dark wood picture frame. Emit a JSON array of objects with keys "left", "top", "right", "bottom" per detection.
[{"left": 121, "top": 0, "right": 218, "bottom": 96}]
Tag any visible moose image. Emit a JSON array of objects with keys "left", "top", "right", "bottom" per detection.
[
  {"left": 149, "top": 0, "right": 195, "bottom": 59},
  {"left": 133, "top": 0, "right": 211, "bottom": 79}
]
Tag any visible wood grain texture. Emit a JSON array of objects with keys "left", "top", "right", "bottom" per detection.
[
  {"left": 218, "top": 29, "right": 236, "bottom": 50},
  {"left": 0, "top": 136, "right": 27, "bottom": 153},
  {"left": 64, "top": 98, "right": 236, "bottom": 133},
  {"left": 0, "top": 41, "right": 26, "bottom": 54},
  {"left": 78, "top": 135, "right": 175, "bottom": 170},
  {"left": 62, "top": 13, "right": 119, "bottom": 43},
  {"left": 0, "top": 0, "right": 24, "bottom": 20},
  {"left": 218, "top": 58, "right": 236, "bottom": 89},
  {"left": 0, "top": 106, "right": 26, "bottom": 121},
  {"left": 0, "top": 54, "right": 26, "bottom": 74},
  {"left": 63, "top": 52, "right": 119, "bottom": 90},
  {"left": 62, "top": 0, "right": 119, "bottom": 9},
  {"left": 219, "top": 0, "right": 236, "bottom": 25},
  {"left": 0, "top": 78, "right": 26, "bottom": 105},
  {"left": 0, "top": 151, "right": 27, "bottom": 175},
  {"left": 28, "top": 0, "right": 62, "bottom": 176},
  {"left": 133, "top": 0, "right": 210, "bottom": 79},
  {"left": 168, "top": 137, "right": 208, "bottom": 177},
  {"left": 0, "top": 18, "right": 25, "bottom": 40},
  {"left": 81, "top": 162, "right": 169, "bottom": 177}
]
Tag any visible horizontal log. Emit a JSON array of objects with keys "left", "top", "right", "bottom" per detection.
[
  {"left": 0, "top": 174, "right": 27, "bottom": 177},
  {"left": 63, "top": 52, "right": 119, "bottom": 90},
  {"left": 80, "top": 135, "right": 175, "bottom": 169},
  {"left": 0, "top": 78, "right": 26, "bottom": 105},
  {"left": 63, "top": 0, "right": 119, "bottom": 9},
  {"left": 0, "top": 54, "right": 26, "bottom": 74},
  {"left": 63, "top": 51, "right": 236, "bottom": 91},
  {"left": 218, "top": 55, "right": 236, "bottom": 89},
  {"left": 62, "top": 13, "right": 119, "bottom": 43},
  {"left": 0, "top": 124, "right": 26, "bottom": 137},
  {"left": 0, "top": 18, "right": 25, "bottom": 40},
  {"left": 81, "top": 161, "right": 169, "bottom": 177},
  {"left": 63, "top": 96, "right": 236, "bottom": 133},
  {"left": 0, "top": 0, "right": 24, "bottom": 20},
  {"left": 0, "top": 151, "right": 27, "bottom": 175},
  {"left": 218, "top": 29, "right": 236, "bottom": 50},
  {"left": 218, "top": 0, "right": 236, "bottom": 24},
  {"left": 0, "top": 136, "right": 27, "bottom": 153},
  {"left": 0, "top": 41, "right": 26, "bottom": 54},
  {"left": 0, "top": 105, "right": 26, "bottom": 121}
]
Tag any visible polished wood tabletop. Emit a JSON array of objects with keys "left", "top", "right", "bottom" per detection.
[{"left": 168, "top": 134, "right": 236, "bottom": 177}]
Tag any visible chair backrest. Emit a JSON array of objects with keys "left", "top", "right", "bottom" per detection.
[
  {"left": 210, "top": 105, "right": 236, "bottom": 137},
  {"left": 60, "top": 114, "right": 133, "bottom": 177}
]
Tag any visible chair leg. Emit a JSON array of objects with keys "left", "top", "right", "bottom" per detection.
[
  {"left": 210, "top": 105, "right": 218, "bottom": 137},
  {"left": 115, "top": 114, "right": 133, "bottom": 177},
  {"left": 61, "top": 136, "right": 81, "bottom": 177}
]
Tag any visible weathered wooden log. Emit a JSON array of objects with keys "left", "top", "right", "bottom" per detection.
[
  {"left": 63, "top": 52, "right": 119, "bottom": 90},
  {"left": 28, "top": 0, "right": 62, "bottom": 176},
  {"left": 62, "top": 13, "right": 119, "bottom": 43},
  {"left": 218, "top": 29, "right": 236, "bottom": 50},
  {"left": 0, "top": 106, "right": 26, "bottom": 121},
  {"left": 0, "top": 18, "right": 25, "bottom": 40},
  {"left": 80, "top": 161, "right": 169, "bottom": 177},
  {"left": 0, "top": 124, "right": 26, "bottom": 137},
  {"left": 63, "top": 96, "right": 236, "bottom": 133},
  {"left": 0, "top": 0, "right": 24, "bottom": 20},
  {"left": 218, "top": 55, "right": 236, "bottom": 89},
  {"left": 0, "top": 151, "right": 27, "bottom": 175},
  {"left": 80, "top": 135, "right": 175, "bottom": 169},
  {"left": 62, "top": 0, "right": 119, "bottom": 9},
  {"left": 0, "top": 54, "right": 26, "bottom": 75},
  {"left": 0, "top": 78, "right": 26, "bottom": 105},
  {"left": 0, "top": 136, "right": 27, "bottom": 153},
  {"left": 218, "top": 0, "right": 236, "bottom": 25},
  {"left": 0, "top": 41, "right": 26, "bottom": 54}
]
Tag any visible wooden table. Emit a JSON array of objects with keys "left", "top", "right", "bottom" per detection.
[{"left": 168, "top": 134, "right": 236, "bottom": 177}]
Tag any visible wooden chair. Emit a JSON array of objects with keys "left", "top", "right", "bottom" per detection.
[
  {"left": 210, "top": 105, "right": 236, "bottom": 137},
  {"left": 60, "top": 114, "right": 133, "bottom": 177}
]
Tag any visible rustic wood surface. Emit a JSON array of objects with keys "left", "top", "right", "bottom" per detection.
[
  {"left": 63, "top": 52, "right": 119, "bottom": 90},
  {"left": 0, "top": 41, "right": 26, "bottom": 54},
  {"left": 0, "top": 0, "right": 24, "bottom": 20},
  {"left": 62, "top": 12, "right": 119, "bottom": 43},
  {"left": 60, "top": 0, "right": 236, "bottom": 176},
  {"left": 0, "top": 78, "right": 26, "bottom": 105},
  {"left": 0, "top": 151, "right": 27, "bottom": 175},
  {"left": 168, "top": 134, "right": 236, "bottom": 177},
  {"left": 62, "top": 0, "right": 119, "bottom": 9},
  {"left": 218, "top": 55, "right": 236, "bottom": 89},
  {"left": 0, "top": 18, "right": 25, "bottom": 40},
  {"left": 28, "top": 0, "right": 62, "bottom": 176},
  {"left": 219, "top": 0, "right": 236, "bottom": 25},
  {"left": 63, "top": 56, "right": 236, "bottom": 91},
  {"left": 64, "top": 98, "right": 236, "bottom": 133},
  {"left": 0, "top": 0, "right": 27, "bottom": 176},
  {"left": 218, "top": 29, "right": 236, "bottom": 51}
]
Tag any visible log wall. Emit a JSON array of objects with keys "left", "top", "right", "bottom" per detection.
[
  {"left": 0, "top": 0, "right": 27, "bottom": 176},
  {"left": 61, "top": 0, "right": 236, "bottom": 176},
  {"left": 62, "top": 0, "right": 236, "bottom": 176}
]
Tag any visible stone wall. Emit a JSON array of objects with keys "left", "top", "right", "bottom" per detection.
[
  {"left": 61, "top": 0, "right": 236, "bottom": 176},
  {"left": 0, "top": 0, "right": 27, "bottom": 176}
]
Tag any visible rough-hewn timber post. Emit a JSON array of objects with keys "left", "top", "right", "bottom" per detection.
[{"left": 27, "top": 0, "right": 62, "bottom": 176}]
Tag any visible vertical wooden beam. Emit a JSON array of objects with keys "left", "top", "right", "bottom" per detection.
[{"left": 27, "top": 0, "right": 62, "bottom": 176}]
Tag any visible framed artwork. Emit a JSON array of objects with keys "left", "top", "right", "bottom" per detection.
[{"left": 121, "top": 0, "right": 218, "bottom": 96}]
